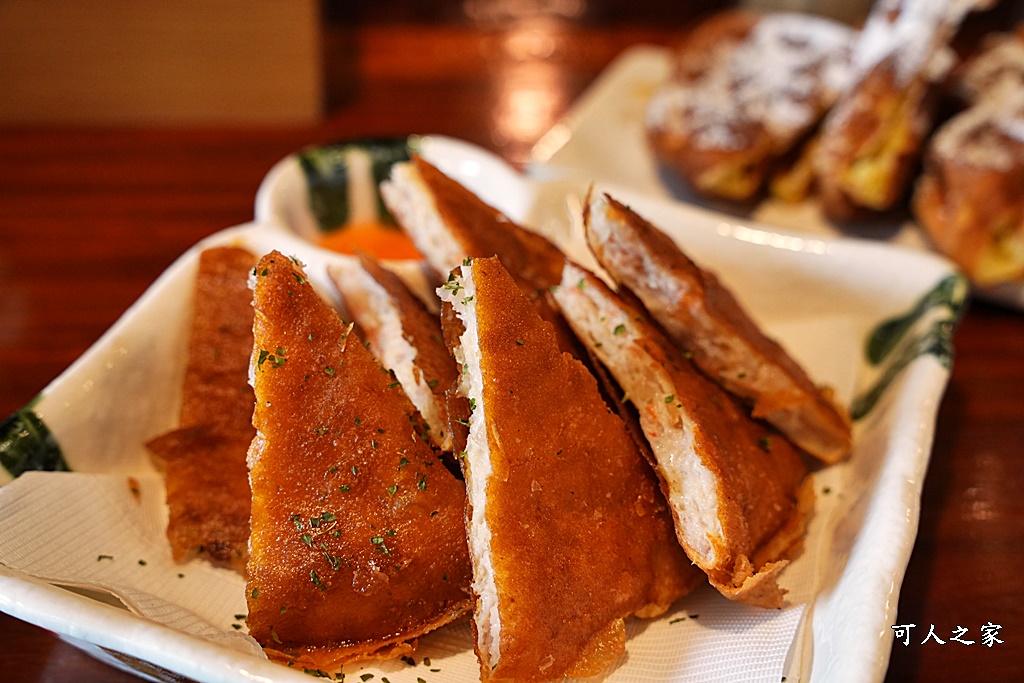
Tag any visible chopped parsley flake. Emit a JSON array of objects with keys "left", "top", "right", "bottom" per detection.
[{"left": 613, "top": 324, "right": 626, "bottom": 335}]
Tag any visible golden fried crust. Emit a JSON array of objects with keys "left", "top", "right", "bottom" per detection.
[
  {"left": 145, "top": 246, "right": 257, "bottom": 573},
  {"left": 449, "top": 257, "right": 700, "bottom": 682},
  {"left": 146, "top": 425, "right": 253, "bottom": 572},
  {"left": 556, "top": 265, "right": 811, "bottom": 608},
  {"left": 412, "top": 156, "right": 565, "bottom": 290},
  {"left": 246, "top": 251, "right": 472, "bottom": 669},
  {"left": 178, "top": 246, "right": 259, "bottom": 430},
  {"left": 586, "top": 194, "right": 851, "bottom": 463},
  {"left": 355, "top": 253, "right": 460, "bottom": 446}
]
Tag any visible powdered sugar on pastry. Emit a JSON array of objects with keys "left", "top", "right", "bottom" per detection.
[
  {"left": 852, "top": 0, "right": 994, "bottom": 84},
  {"left": 958, "top": 32, "right": 1024, "bottom": 104},
  {"left": 646, "top": 12, "right": 855, "bottom": 150},
  {"left": 933, "top": 90, "right": 1024, "bottom": 171}
]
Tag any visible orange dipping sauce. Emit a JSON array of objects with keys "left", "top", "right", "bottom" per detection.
[{"left": 318, "top": 222, "right": 422, "bottom": 260}]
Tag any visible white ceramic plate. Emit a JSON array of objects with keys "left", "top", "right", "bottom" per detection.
[
  {"left": 1, "top": 137, "right": 964, "bottom": 683},
  {"left": 528, "top": 45, "right": 1024, "bottom": 311}
]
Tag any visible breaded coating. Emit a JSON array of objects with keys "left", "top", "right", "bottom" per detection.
[
  {"left": 246, "top": 251, "right": 472, "bottom": 671},
  {"left": 555, "top": 262, "right": 812, "bottom": 608},
  {"left": 440, "top": 256, "right": 701, "bottom": 682},
  {"left": 329, "top": 253, "right": 459, "bottom": 451},
  {"left": 584, "top": 193, "right": 851, "bottom": 463},
  {"left": 145, "top": 245, "right": 257, "bottom": 573}
]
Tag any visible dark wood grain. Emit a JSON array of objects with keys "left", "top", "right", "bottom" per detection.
[{"left": 2, "top": 6, "right": 1023, "bottom": 682}]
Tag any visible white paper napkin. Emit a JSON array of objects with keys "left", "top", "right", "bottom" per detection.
[{"left": 0, "top": 467, "right": 833, "bottom": 683}]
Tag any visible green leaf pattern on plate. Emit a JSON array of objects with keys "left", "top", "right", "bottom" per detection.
[
  {"left": 0, "top": 400, "right": 70, "bottom": 479},
  {"left": 851, "top": 274, "right": 968, "bottom": 420},
  {"left": 298, "top": 137, "right": 418, "bottom": 233}
]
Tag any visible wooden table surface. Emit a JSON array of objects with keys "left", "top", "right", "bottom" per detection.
[{"left": 1, "top": 5, "right": 1022, "bottom": 682}]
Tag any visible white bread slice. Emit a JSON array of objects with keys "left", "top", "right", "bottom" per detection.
[
  {"left": 584, "top": 192, "right": 851, "bottom": 463},
  {"left": 553, "top": 261, "right": 813, "bottom": 608},
  {"left": 380, "top": 159, "right": 467, "bottom": 279},
  {"left": 380, "top": 155, "right": 565, "bottom": 292},
  {"left": 439, "top": 256, "right": 700, "bottom": 681}
]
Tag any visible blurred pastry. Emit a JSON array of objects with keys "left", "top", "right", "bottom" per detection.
[
  {"left": 914, "top": 31, "right": 1024, "bottom": 285},
  {"left": 812, "top": 0, "right": 995, "bottom": 220},
  {"left": 645, "top": 9, "right": 856, "bottom": 201},
  {"left": 954, "top": 27, "right": 1024, "bottom": 104}
]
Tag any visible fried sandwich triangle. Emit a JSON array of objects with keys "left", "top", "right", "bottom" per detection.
[
  {"left": 439, "top": 255, "right": 701, "bottom": 683},
  {"left": 246, "top": 250, "right": 472, "bottom": 671}
]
